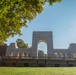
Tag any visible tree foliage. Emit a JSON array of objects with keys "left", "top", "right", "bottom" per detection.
[
  {"left": 38, "top": 50, "right": 44, "bottom": 58},
  {"left": 16, "top": 39, "right": 29, "bottom": 48},
  {"left": 0, "top": 0, "right": 61, "bottom": 44}
]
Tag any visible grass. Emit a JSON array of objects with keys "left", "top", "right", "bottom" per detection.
[{"left": 0, "top": 67, "right": 76, "bottom": 75}]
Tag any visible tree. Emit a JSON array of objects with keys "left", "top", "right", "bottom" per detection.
[
  {"left": 38, "top": 50, "right": 45, "bottom": 58},
  {"left": 0, "top": 0, "right": 61, "bottom": 44},
  {"left": 16, "top": 39, "right": 29, "bottom": 48}
]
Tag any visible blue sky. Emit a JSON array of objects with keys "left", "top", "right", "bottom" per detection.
[{"left": 6, "top": 0, "right": 76, "bottom": 53}]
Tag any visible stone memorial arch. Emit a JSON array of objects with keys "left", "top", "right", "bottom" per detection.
[
  {"left": 6, "top": 31, "right": 76, "bottom": 59},
  {"left": 5, "top": 31, "right": 76, "bottom": 67},
  {"left": 31, "top": 31, "right": 54, "bottom": 58}
]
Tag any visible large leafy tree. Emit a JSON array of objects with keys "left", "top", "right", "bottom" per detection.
[{"left": 0, "top": 0, "right": 61, "bottom": 44}]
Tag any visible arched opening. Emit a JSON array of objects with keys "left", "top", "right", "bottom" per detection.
[
  {"left": 12, "top": 62, "right": 16, "bottom": 66},
  {"left": 24, "top": 63, "right": 29, "bottom": 67},
  {"left": 37, "top": 40, "right": 47, "bottom": 59},
  {"left": 54, "top": 53, "right": 58, "bottom": 58},
  {"left": 60, "top": 53, "right": 64, "bottom": 58},
  {"left": 39, "top": 63, "right": 45, "bottom": 67},
  {"left": 68, "top": 64, "right": 73, "bottom": 67},
  {"left": 28, "top": 53, "right": 30, "bottom": 57},
  {"left": 22, "top": 53, "right": 26, "bottom": 59},
  {"left": 17, "top": 52, "right": 22, "bottom": 59},
  {"left": 65, "top": 53, "right": 68, "bottom": 58},
  {"left": 3, "top": 62, "right": 6, "bottom": 66},
  {"left": 9, "top": 52, "right": 13, "bottom": 58},
  {"left": 9, "top": 52, "right": 13, "bottom": 57},
  {"left": 73, "top": 53, "right": 76, "bottom": 58},
  {"left": 55, "top": 64, "right": 60, "bottom": 67}
]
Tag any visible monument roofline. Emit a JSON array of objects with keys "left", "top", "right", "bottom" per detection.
[{"left": 33, "top": 31, "right": 52, "bottom": 33}]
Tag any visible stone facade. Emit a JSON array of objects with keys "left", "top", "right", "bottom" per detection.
[
  {"left": 3, "top": 31, "right": 76, "bottom": 67},
  {"left": 5, "top": 31, "right": 76, "bottom": 59}
]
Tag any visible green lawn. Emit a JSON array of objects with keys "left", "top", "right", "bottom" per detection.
[{"left": 0, "top": 67, "right": 76, "bottom": 75}]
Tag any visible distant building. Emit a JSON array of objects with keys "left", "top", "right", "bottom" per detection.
[{"left": 2, "top": 31, "right": 76, "bottom": 67}]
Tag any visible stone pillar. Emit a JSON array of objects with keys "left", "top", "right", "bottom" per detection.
[{"left": 22, "top": 53, "right": 25, "bottom": 59}]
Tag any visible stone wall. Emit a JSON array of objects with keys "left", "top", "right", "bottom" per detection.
[{"left": 5, "top": 31, "right": 76, "bottom": 59}]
